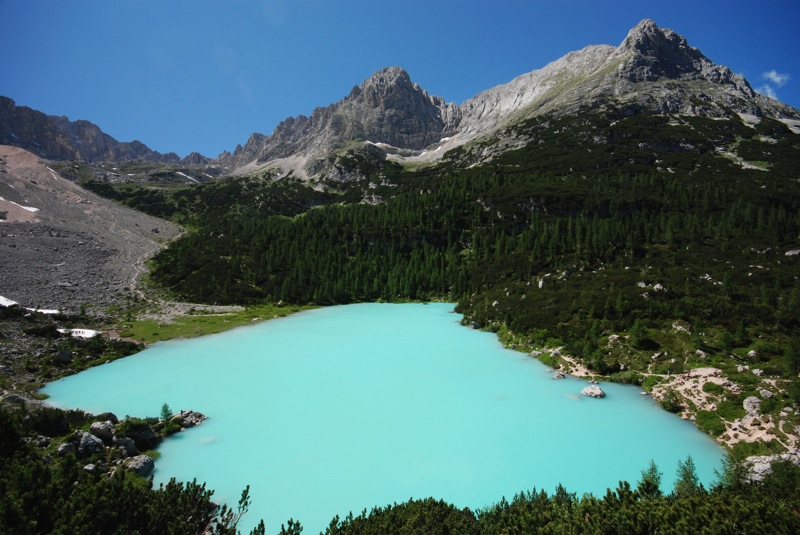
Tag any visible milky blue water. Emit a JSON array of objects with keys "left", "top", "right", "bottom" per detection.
[{"left": 43, "top": 303, "right": 724, "bottom": 534}]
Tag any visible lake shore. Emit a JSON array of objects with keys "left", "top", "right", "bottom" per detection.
[
  {"left": 3, "top": 296, "right": 795, "bottom": 460},
  {"left": 553, "top": 349, "right": 798, "bottom": 453}
]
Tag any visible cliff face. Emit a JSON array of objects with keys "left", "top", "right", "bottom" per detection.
[{"left": 0, "top": 97, "right": 201, "bottom": 164}]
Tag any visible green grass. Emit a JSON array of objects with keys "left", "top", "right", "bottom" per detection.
[{"left": 117, "top": 304, "right": 315, "bottom": 344}]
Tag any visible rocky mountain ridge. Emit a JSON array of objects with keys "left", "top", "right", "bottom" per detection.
[
  {"left": 217, "top": 19, "right": 799, "bottom": 178},
  {"left": 0, "top": 96, "right": 208, "bottom": 165}
]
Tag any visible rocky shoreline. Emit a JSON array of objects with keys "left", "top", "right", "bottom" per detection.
[
  {"left": 35, "top": 406, "right": 208, "bottom": 479},
  {"left": 538, "top": 346, "right": 800, "bottom": 454}
]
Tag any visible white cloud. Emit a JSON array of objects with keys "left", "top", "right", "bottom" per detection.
[
  {"left": 762, "top": 70, "right": 790, "bottom": 87},
  {"left": 755, "top": 84, "right": 778, "bottom": 99}
]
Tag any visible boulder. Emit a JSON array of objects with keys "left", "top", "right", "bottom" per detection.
[
  {"left": 54, "top": 350, "right": 73, "bottom": 364},
  {"left": 124, "top": 455, "right": 155, "bottom": 477},
  {"left": 581, "top": 385, "right": 606, "bottom": 398},
  {"left": 89, "top": 420, "right": 115, "bottom": 442},
  {"left": 112, "top": 435, "right": 137, "bottom": 457},
  {"left": 128, "top": 426, "right": 161, "bottom": 451},
  {"left": 76, "top": 431, "right": 105, "bottom": 455},
  {"left": 743, "top": 396, "right": 762, "bottom": 415},
  {"left": 56, "top": 441, "right": 76, "bottom": 456},
  {"left": 97, "top": 412, "right": 119, "bottom": 424},
  {"left": 552, "top": 371, "right": 566, "bottom": 380},
  {"left": 745, "top": 454, "right": 800, "bottom": 482}
]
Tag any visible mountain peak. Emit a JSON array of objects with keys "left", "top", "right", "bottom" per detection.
[
  {"left": 616, "top": 18, "right": 711, "bottom": 81},
  {"left": 365, "top": 66, "right": 411, "bottom": 84}
]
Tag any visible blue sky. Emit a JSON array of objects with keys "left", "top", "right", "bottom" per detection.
[{"left": 2, "top": 0, "right": 798, "bottom": 158}]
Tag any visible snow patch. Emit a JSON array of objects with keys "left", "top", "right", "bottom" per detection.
[
  {"left": 0, "top": 295, "right": 19, "bottom": 307},
  {"left": 0, "top": 196, "right": 39, "bottom": 212},
  {"left": 57, "top": 328, "right": 100, "bottom": 339},
  {"left": 778, "top": 118, "right": 800, "bottom": 134},
  {"left": 176, "top": 171, "right": 200, "bottom": 184},
  {"left": 45, "top": 166, "right": 60, "bottom": 181}
]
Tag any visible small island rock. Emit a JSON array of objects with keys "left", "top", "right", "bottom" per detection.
[
  {"left": 581, "top": 385, "right": 606, "bottom": 398},
  {"left": 171, "top": 410, "right": 208, "bottom": 428}
]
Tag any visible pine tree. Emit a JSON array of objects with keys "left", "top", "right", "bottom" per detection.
[
  {"left": 636, "top": 459, "right": 663, "bottom": 499},
  {"left": 673, "top": 456, "right": 700, "bottom": 498}
]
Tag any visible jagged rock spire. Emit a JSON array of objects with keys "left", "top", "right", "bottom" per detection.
[{"left": 617, "top": 18, "right": 711, "bottom": 81}]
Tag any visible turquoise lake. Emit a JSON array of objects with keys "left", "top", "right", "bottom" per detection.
[{"left": 43, "top": 303, "right": 724, "bottom": 533}]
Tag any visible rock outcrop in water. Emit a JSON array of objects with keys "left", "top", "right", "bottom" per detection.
[
  {"left": 581, "top": 385, "right": 606, "bottom": 398},
  {"left": 171, "top": 409, "right": 208, "bottom": 428}
]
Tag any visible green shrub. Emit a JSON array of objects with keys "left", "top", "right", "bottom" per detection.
[
  {"left": 695, "top": 410, "right": 726, "bottom": 436},
  {"left": 659, "top": 389, "right": 683, "bottom": 413},
  {"left": 702, "top": 382, "right": 724, "bottom": 395},
  {"left": 641, "top": 375, "right": 661, "bottom": 391},
  {"left": 162, "top": 421, "right": 183, "bottom": 436},
  {"left": 717, "top": 400, "right": 746, "bottom": 421}
]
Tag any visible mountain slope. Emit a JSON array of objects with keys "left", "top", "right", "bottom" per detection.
[{"left": 0, "top": 145, "right": 180, "bottom": 311}]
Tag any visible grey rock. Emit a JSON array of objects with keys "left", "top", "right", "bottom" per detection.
[
  {"left": 128, "top": 426, "right": 161, "bottom": 451},
  {"left": 56, "top": 441, "right": 76, "bottom": 456},
  {"left": 171, "top": 410, "right": 208, "bottom": 429},
  {"left": 76, "top": 430, "right": 105, "bottom": 455},
  {"left": 97, "top": 412, "right": 119, "bottom": 424},
  {"left": 744, "top": 454, "right": 800, "bottom": 482},
  {"left": 112, "top": 435, "right": 138, "bottom": 457},
  {"left": 124, "top": 455, "right": 155, "bottom": 477},
  {"left": 581, "top": 384, "right": 606, "bottom": 398},
  {"left": 89, "top": 420, "right": 115, "bottom": 442},
  {"left": 54, "top": 350, "right": 73, "bottom": 364},
  {"left": 743, "top": 396, "right": 762, "bottom": 415}
]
